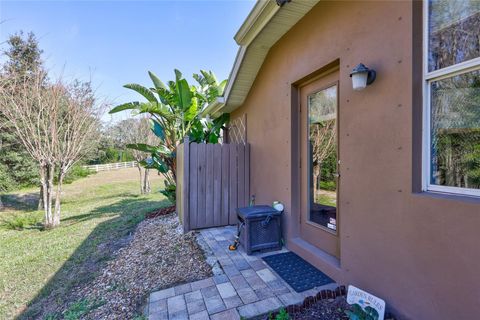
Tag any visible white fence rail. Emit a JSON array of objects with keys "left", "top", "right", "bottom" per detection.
[{"left": 82, "top": 161, "right": 137, "bottom": 172}]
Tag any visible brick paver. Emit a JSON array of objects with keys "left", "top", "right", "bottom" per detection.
[
  {"left": 167, "top": 295, "right": 186, "bottom": 316},
  {"left": 210, "top": 308, "right": 241, "bottom": 320},
  {"left": 174, "top": 283, "right": 192, "bottom": 295},
  {"left": 204, "top": 294, "right": 226, "bottom": 314},
  {"left": 151, "top": 288, "right": 175, "bottom": 302},
  {"left": 217, "top": 282, "right": 236, "bottom": 299},
  {"left": 148, "top": 226, "right": 336, "bottom": 319}
]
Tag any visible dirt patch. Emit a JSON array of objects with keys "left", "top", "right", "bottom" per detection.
[{"left": 63, "top": 213, "right": 212, "bottom": 319}]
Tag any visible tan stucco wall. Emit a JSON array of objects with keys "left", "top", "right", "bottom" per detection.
[{"left": 230, "top": 1, "right": 480, "bottom": 319}]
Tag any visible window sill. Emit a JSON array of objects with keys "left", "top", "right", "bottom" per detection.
[{"left": 413, "top": 190, "right": 480, "bottom": 205}]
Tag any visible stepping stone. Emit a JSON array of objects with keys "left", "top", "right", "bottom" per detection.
[
  {"left": 150, "top": 287, "right": 175, "bottom": 302},
  {"left": 210, "top": 308, "right": 241, "bottom": 320}
]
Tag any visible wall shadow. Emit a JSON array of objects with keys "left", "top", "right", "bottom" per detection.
[{"left": 16, "top": 197, "right": 169, "bottom": 320}]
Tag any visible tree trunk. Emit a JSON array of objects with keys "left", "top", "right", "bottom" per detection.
[
  {"left": 313, "top": 164, "right": 320, "bottom": 198},
  {"left": 37, "top": 185, "right": 44, "bottom": 210},
  {"left": 137, "top": 165, "right": 144, "bottom": 194},
  {"left": 53, "top": 169, "right": 65, "bottom": 227},
  {"left": 143, "top": 168, "right": 151, "bottom": 194},
  {"left": 40, "top": 163, "right": 56, "bottom": 228}
]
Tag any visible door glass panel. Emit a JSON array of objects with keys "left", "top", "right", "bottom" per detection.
[{"left": 308, "top": 85, "right": 337, "bottom": 231}]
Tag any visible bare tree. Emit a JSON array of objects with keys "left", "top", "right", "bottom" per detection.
[
  {"left": 110, "top": 118, "right": 156, "bottom": 194},
  {"left": 310, "top": 119, "right": 336, "bottom": 196},
  {"left": 0, "top": 71, "right": 103, "bottom": 228}
]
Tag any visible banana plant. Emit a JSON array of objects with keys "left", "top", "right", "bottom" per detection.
[{"left": 109, "top": 69, "right": 229, "bottom": 202}]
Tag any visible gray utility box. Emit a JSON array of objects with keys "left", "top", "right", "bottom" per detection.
[{"left": 237, "top": 205, "right": 282, "bottom": 255}]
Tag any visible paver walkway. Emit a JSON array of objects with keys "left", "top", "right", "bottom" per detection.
[{"left": 147, "top": 225, "right": 337, "bottom": 320}]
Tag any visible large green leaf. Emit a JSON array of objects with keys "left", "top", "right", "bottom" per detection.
[
  {"left": 148, "top": 71, "right": 166, "bottom": 91},
  {"left": 124, "top": 83, "right": 158, "bottom": 103},
  {"left": 152, "top": 155, "right": 169, "bottom": 173},
  {"left": 218, "top": 79, "right": 227, "bottom": 95},
  {"left": 137, "top": 102, "right": 174, "bottom": 120},
  {"left": 154, "top": 145, "right": 172, "bottom": 156},
  {"left": 109, "top": 101, "right": 142, "bottom": 114},
  {"left": 174, "top": 69, "right": 182, "bottom": 81},
  {"left": 177, "top": 79, "right": 192, "bottom": 111},
  {"left": 212, "top": 113, "right": 230, "bottom": 131},
  {"left": 201, "top": 70, "right": 217, "bottom": 85},
  {"left": 184, "top": 97, "right": 198, "bottom": 121},
  {"left": 150, "top": 119, "right": 165, "bottom": 140}
]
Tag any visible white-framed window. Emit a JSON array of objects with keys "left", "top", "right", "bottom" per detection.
[{"left": 423, "top": 0, "right": 480, "bottom": 197}]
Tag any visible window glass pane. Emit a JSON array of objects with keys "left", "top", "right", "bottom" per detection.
[
  {"left": 430, "top": 69, "right": 480, "bottom": 189},
  {"left": 428, "top": 0, "right": 480, "bottom": 71},
  {"left": 308, "top": 85, "right": 337, "bottom": 231}
]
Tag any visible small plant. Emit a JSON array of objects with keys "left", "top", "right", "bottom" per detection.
[
  {"left": 1, "top": 213, "right": 41, "bottom": 230},
  {"left": 345, "top": 304, "right": 379, "bottom": 320},
  {"left": 64, "top": 298, "right": 105, "bottom": 320},
  {"left": 64, "top": 299, "right": 90, "bottom": 320},
  {"left": 275, "top": 308, "right": 290, "bottom": 320},
  {"left": 268, "top": 308, "right": 290, "bottom": 320}
]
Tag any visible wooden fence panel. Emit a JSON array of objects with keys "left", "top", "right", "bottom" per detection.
[
  {"left": 176, "top": 144, "right": 185, "bottom": 227},
  {"left": 189, "top": 143, "right": 198, "bottom": 230},
  {"left": 213, "top": 144, "right": 222, "bottom": 227},
  {"left": 177, "top": 138, "right": 249, "bottom": 231},
  {"left": 229, "top": 143, "right": 238, "bottom": 225},
  {"left": 205, "top": 145, "right": 214, "bottom": 228},
  {"left": 221, "top": 146, "right": 230, "bottom": 226},
  {"left": 197, "top": 143, "right": 207, "bottom": 229}
]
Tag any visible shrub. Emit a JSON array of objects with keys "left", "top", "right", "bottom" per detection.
[
  {"left": 1, "top": 213, "right": 42, "bottom": 230},
  {"left": 0, "top": 163, "right": 15, "bottom": 192},
  {"left": 58, "top": 165, "right": 95, "bottom": 185},
  {"left": 320, "top": 180, "right": 336, "bottom": 191}
]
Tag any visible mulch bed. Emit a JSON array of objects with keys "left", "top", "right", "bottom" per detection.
[
  {"left": 65, "top": 213, "right": 211, "bottom": 319},
  {"left": 282, "top": 297, "right": 350, "bottom": 320},
  {"left": 145, "top": 205, "right": 176, "bottom": 219},
  {"left": 259, "top": 286, "right": 350, "bottom": 320},
  {"left": 263, "top": 285, "right": 397, "bottom": 320}
]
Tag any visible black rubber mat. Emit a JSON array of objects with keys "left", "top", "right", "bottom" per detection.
[{"left": 262, "top": 252, "right": 334, "bottom": 292}]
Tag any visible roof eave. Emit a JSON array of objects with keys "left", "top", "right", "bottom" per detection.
[
  {"left": 202, "top": 97, "right": 225, "bottom": 118},
  {"left": 214, "top": 0, "right": 321, "bottom": 117}
]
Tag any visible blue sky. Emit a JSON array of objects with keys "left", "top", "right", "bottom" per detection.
[{"left": 0, "top": 0, "right": 255, "bottom": 122}]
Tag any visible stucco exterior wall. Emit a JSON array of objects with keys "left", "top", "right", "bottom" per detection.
[{"left": 230, "top": 1, "right": 480, "bottom": 319}]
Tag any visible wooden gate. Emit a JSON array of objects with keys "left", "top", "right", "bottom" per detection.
[{"left": 177, "top": 138, "right": 250, "bottom": 232}]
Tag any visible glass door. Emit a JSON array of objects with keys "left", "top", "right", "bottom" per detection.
[{"left": 299, "top": 68, "right": 340, "bottom": 259}]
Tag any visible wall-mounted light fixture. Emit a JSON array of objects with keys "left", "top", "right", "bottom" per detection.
[
  {"left": 349, "top": 63, "right": 376, "bottom": 91},
  {"left": 276, "top": 0, "right": 291, "bottom": 7}
]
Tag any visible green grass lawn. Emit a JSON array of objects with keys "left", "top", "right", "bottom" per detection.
[
  {"left": 316, "top": 192, "right": 336, "bottom": 207},
  {"left": 0, "top": 169, "right": 169, "bottom": 319}
]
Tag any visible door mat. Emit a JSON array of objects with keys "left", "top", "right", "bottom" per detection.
[{"left": 262, "top": 252, "right": 334, "bottom": 292}]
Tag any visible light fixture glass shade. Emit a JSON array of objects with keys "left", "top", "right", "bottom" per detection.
[{"left": 351, "top": 72, "right": 368, "bottom": 91}]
